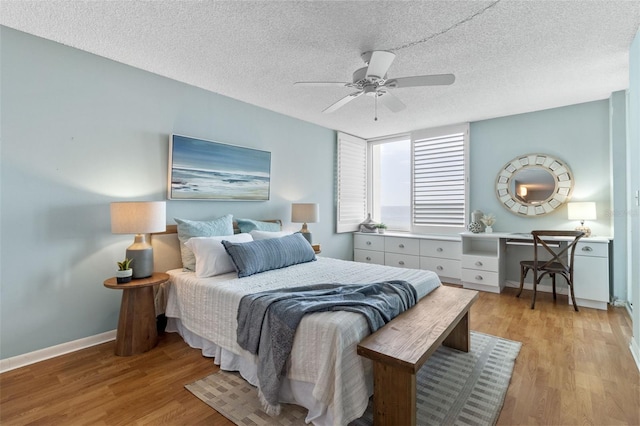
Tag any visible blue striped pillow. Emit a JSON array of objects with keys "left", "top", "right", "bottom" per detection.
[{"left": 222, "top": 232, "right": 316, "bottom": 278}]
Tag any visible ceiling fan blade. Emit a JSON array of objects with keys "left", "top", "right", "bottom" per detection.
[
  {"left": 378, "top": 91, "right": 406, "bottom": 113},
  {"left": 294, "top": 81, "right": 351, "bottom": 87},
  {"left": 364, "top": 51, "right": 396, "bottom": 80},
  {"left": 384, "top": 74, "right": 455, "bottom": 88},
  {"left": 323, "top": 91, "right": 364, "bottom": 113}
]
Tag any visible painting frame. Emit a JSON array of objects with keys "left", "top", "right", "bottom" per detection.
[{"left": 168, "top": 134, "right": 271, "bottom": 201}]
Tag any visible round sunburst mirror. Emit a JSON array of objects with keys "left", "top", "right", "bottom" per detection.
[{"left": 495, "top": 153, "right": 574, "bottom": 216}]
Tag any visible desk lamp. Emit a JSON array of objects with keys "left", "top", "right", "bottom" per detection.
[
  {"left": 291, "top": 203, "right": 319, "bottom": 244},
  {"left": 567, "top": 202, "right": 596, "bottom": 237},
  {"left": 111, "top": 201, "right": 166, "bottom": 278}
]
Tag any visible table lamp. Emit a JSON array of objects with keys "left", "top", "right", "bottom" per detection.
[
  {"left": 291, "top": 203, "right": 319, "bottom": 244},
  {"left": 111, "top": 201, "right": 166, "bottom": 278},
  {"left": 567, "top": 202, "right": 596, "bottom": 237}
]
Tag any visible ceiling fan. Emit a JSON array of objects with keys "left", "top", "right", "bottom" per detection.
[{"left": 294, "top": 50, "right": 455, "bottom": 118}]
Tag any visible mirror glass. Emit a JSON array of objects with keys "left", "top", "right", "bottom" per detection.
[{"left": 495, "top": 154, "right": 573, "bottom": 216}]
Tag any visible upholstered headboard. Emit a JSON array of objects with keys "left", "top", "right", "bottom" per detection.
[{"left": 150, "top": 219, "right": 282, "bottom": 273}]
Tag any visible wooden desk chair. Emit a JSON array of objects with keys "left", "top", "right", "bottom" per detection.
[{"left": 516, "top": 230, "right": 585, "bottom": 311}]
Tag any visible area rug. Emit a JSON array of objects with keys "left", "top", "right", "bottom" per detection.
[{"left": 185, "top": 331, "right": 521, "bottom": 426}]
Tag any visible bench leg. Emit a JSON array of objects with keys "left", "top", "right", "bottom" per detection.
[
  {"left": 372, "top": 362, "right": 416, "bottom": 426},
  {"left": 442, "top": 311, "right": 470, "bottom": 352}
]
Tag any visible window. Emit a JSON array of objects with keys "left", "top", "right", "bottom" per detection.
[
  {"left": 411, "top": 124, "right": 468, "bottom": 233},
  {"left": 336, "top": 132, "right": 367, "bottom": 233},
  {"left": 336, "top": 124, "right": 468, "bottom": 235},
  {"left": 370, "top": 135, "right": 412, "bottom": 231}
]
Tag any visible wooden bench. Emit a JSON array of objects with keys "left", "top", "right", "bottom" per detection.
[{"left": 357, "top": 285, "right": 479, "bottom": 426}]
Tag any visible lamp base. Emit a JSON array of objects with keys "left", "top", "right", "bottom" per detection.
[
  {"left": 299, "top": 223, "right": 312, "bottom": 244},
  {"left": 126, "top": 234, "right": 154, "bottom": 278},
  {"left": 575, "top": 225, "right": 592, "bottom": 237}
]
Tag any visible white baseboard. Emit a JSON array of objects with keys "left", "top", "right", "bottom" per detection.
[
  {"left": 630, "top": 337, "right": 640, "bottom": 373},
  {"left": 0, "top": 330, "right": 116, "bottom": 373}
]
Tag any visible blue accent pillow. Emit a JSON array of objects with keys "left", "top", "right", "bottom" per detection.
[
  {"left": 175, "top": 214, "right": 234, "bottom": 271},
  {"left": 235, "top": 218, "right": 281, "bottom": 233},
  {"left": 222, "top": 232, "right": 316, "bottom": 278}
]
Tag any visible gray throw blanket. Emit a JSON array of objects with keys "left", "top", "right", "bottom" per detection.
[{"left": 236, "top": 280, "right": 417, "bottom": 415}]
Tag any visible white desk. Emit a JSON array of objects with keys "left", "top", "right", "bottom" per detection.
[{"left": 460, "top": 232, "right": 611, "bottom": 310}]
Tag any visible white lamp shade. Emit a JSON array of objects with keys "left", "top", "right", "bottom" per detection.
[
  {"left": 291, "top": 203, "right": 319, "bottom": 223},
  {"left": 567, "top": 202, "right": 597, "bottom": 221},
  {"left": 111, "top": 201, "right": 167, "bottom": 234}
]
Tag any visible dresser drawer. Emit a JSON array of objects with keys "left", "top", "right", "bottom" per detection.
[
  {"left": 384, "top": 253, "right": 420, "bottom": 269},
  {"left": 420, "top": 240, "right": 461, "bottom": 260},
  {"left": 420, "top": 257, "right": 461, "bottom": 279},
  {"left": 461, "top": 269, "right": 499, "bottom": 287},
  {"left": 462, "top": 255, "right": 499, "bottom": 272},
  {"left": 575, "top": 241, "right": 608, "bottom": 258},
  {"left": 354, "top": 234, "right": 385, "bottom": 251},
  {"left": 354, "top": 249, "right": 385, "bottom": 265},
  {"left": 385, "top": 237, "right": 420, "bottom": 256}
]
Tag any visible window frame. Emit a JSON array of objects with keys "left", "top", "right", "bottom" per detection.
[{"left": 365, "top": 124, "right": 469, "bottom": 235}]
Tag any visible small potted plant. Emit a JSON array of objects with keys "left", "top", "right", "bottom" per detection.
[
  {"left": 116, "top": 258, "right": 133, "bottom": 284},
  {"left": 376, "top": 223, "right": 388, "bottom": 234}
]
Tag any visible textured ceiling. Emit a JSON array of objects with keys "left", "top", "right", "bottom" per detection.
[{"left": 1, "top": 0, "right": 639, "bottom": 139}]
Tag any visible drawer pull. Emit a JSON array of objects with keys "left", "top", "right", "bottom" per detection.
[
  {"left": 436, "top": 265, "right": 443, "bottom": 271},
  {"left": 437, "top": 247, "right": 443, "bottom": 252},
  {"left": 475, "top": 261, "right": 483, "bottom": 267},
  {"left": 366, "top": 241, "right": 372, "bottom": 246},
  {"left": 399, "top": 244, "right": 405, "bottom": 249},
  {"left": 399, "top": 261, "right": 405, "bottom": 266},
  {"left": 582, "top": 246, "right": 593, "bottom": 252},
  {"left": 475, "top": 275, "right": 483, "bottom": 281},
  {"left": 366, "top": 256, "right": 371, "bottom": 261}
]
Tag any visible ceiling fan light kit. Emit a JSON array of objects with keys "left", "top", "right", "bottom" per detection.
[{"left": 295, "top": 50, "right": 455, "bottom": 120}]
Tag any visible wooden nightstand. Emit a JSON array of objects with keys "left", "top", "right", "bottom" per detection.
[{"left": 104, "top": 272, "right": 169, "bottom": 356}]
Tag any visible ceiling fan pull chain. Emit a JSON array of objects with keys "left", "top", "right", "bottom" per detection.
[{"left": 374, "top": 93, "right": 378, "bottom": 121}]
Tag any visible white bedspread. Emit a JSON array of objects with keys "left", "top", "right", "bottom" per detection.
[{"left": 165, "top": 257, "right": 441, "bottom": 425}]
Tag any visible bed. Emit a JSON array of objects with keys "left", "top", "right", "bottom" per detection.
[{"left": 151, "top": 222, "right": 442, "bottom": 425}]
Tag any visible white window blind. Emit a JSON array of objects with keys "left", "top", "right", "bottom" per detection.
[
  {"left": 336, "top": 132, "right": 367, "bottom": 233},
  {"left": 412, "top": 124, "right": 468, "bottom": 231}
]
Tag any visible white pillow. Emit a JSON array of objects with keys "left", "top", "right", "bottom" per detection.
[
  {"left": 185, "top": 233, "right": 253, "bottom": 277},
  {"left": 249, "top": 230, "right": 293, "bottom": 240}
]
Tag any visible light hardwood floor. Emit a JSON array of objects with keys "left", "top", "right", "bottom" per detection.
[{"left": 1, "top": 286, "right": 638, "bottom": 425}]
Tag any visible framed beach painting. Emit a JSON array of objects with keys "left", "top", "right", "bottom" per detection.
[{"left": 168, "top": 134, "right": 271, "bottom": 201}]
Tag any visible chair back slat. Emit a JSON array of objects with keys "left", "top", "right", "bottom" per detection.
[{"left": 531, "top": 230, "right": 584, "bottom": 272}]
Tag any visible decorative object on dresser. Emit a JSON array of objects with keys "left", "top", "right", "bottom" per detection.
[
  {"left": 481, "top": 213, "right": 496, "bottom": 233},
  {"left": 567, "top": 201, "right": 596, "bottom": 237},
  {"left": 110, "top": 201, "right": 166, "bottom": 279},
  {"left": 358, "top": 213, "right": 377, "bottom": 233},
  {"left": 375, "top": 223, "right": 387, "bottom": 234},
  {"left": 291, "top": 203, "right": 319, "bottom": 244},
  {"left": 168, "top": 134, "right": 271, "bottom": 201},
  {"left": 495, "top": 153, "right": 574, "bottom": 216},
  {"left": 468, "top": 209, "right": 484, "bottom": 233}
]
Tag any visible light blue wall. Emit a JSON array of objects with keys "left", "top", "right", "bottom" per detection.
[
  {"left": 0, "top": 27, "right": 351, "bottom": 359},
  {"left": 0, "top": 26, "right": 627, "bottom": 360},
  {"left": 469, "top": 101, "right": 611, "bottom": 235},
  {"left": 628, "top": 28, "right": 640, "bottom": 365},
  {"left": 610, "top": 91, "right": 628, "bottom": 303},
  {"left": 469, "top": 101, "right": 612, "bottom": 285}
]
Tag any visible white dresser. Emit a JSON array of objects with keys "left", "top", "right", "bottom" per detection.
[
  {"left": 353, "top": 232, "right": 461, "bottom": 283},
  {"left": 460, "top": 232, "right": 611, "bottom": 310},
  {"left": 571, "top": 240, "right": 611, "bottom": 310},
  {"left": 460, "top": 233, "right": 506, "bottom": 294}
]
